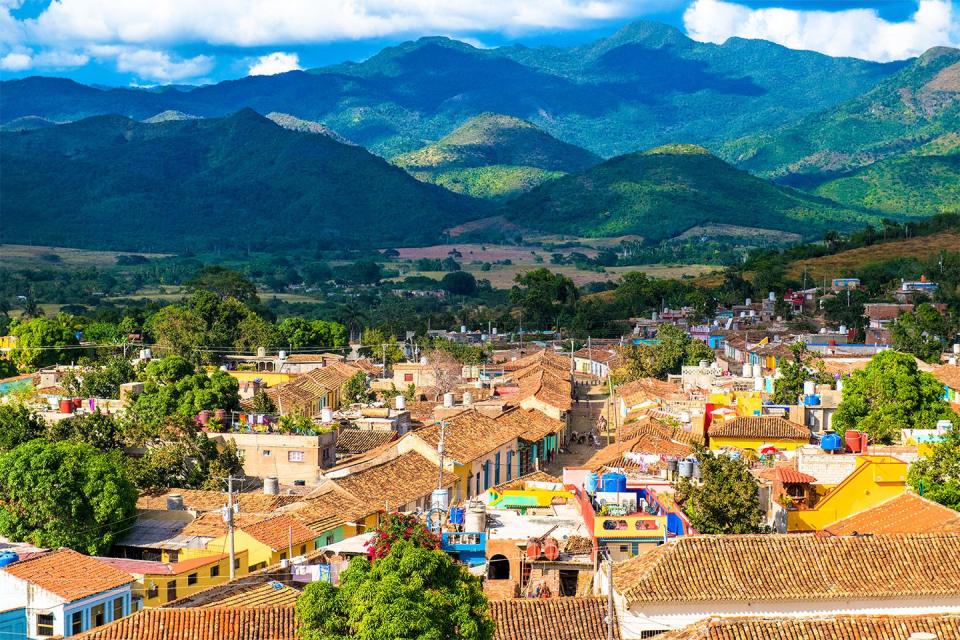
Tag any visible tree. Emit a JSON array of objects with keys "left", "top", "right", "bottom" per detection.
[
  {"left": 833, "top": 350, "right": 957, "bottom": 444},
  {"left": 440, "top": 271, "right": 477, "bottom": 296},
  {"left": 146, "top": 305, "right": 206, "bottom": 359},
  {"left": 611, "top": 324, "right": 714, "bottom": 383},
  {"left": 341, "top": 371, "right": 371, "bottom": 405},
  {"left": 9, "top": 315, "right": 79, "bottom": 369},
  {"left": 129, "top": 420, "right": 244, "bottom": 491},
  {"left": 424, "top": 348, "right": 463, "bottom": 395},
  {"left": 251, "top": 389, "right": 277, "bottom": 414},
  {"left": 62, "top": 355, "right": 137, "bottom": 399},
  {"left": 362, "top": 328, "right": 403, "bottom": 366},
  {"left": 674, "top": 446, "right": 765, "bottom": 534},
  {"left": 185, "top": 266, "right": 259, "bottom": 303},
  {"left": 772, "top": 342, "right": 832, "bottom": 404},
  {"left": 908, "top": 428, "right": 960, "bottom": 510},
  {"left": 130, "top": 356, "right": 240, "bottom": 427},
  {"left": 509, "top": 269, "right": 577, "bottom": 330},
  {"left": 892, "top": 303, "right": 952, "bottom": 363},
  {"left": 0, "top": 404, "right": 46, "bottom": 452},
  {"left": 366, "top": 513, "right": 440, "bottom": 561},
  {"left": 297, "top": 540, "right": 493, "bottom": 640},
  {"left": 277, "top": 318, "right": 348, "bottom": 350},
  {"left": 0, "top": 440, "right": 138, "bottom": 555},
  {"left": 47, "top": 411, "right": 127, "bottom": 450}
]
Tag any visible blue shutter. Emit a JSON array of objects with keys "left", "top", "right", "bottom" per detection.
[
  {"left": 495, "top": 452, "right": 501, "bottom": 484},
  {"left": 507, "top": 451, "right": 513, "bottom": 481},
  {"left": 483, "top": 461, "right": 490, "bottom": 490}
]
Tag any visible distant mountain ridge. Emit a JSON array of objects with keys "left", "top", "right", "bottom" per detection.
[
  {"left": 502, "top": 144, "right": 883, "bottom": 242},
  {"left": 0, "top": 21, "right": 901, "bottom": 157},
  {"left": 393, "top": 114, "right": 599, "bottom": 199},
  {"left": 0, "top": 110, "right": 487, "bottom": 251}
]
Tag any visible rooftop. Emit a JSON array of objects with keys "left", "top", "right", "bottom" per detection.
[
  {"left": 330, "top": 451, "right": 454, "bottom": 514},
  {"left": 825, "top": 493, "right": 960, "bottom": 536},
  {"left": 709, "top": 416, "right": 811, "bottom": 440},
  {"left": 336, "top": 428, "right": 398, "bottom": 455},
  {"left": 1, "top": 548, "right": 132, "bottom": 602},
  {"left": 136, "top": 489, "right": 300, "bottom": 513},
  {"left": 73, "top": 606, "right": 296, "bottom": 640},
  {"left": 613, "top": 533, "right": 960, "bottom": 605},
  {"left": 241, "top": 515, "right": 317, "bottom": 551},
  {"left": 484, "top": 500, "right": 589, "bottom": 543},
  {"left": 490, "top": 597, "right": 618, "bottom": 640},
  {"left": 657, "top": 614, "right": 960, "bottom": 640},
  {"left": 415, "top": 409, "right": 521, "bottom": 464},
  {"left": 494, "top": 407, "right": 566, "bottom": 442},
  {"left": 198, "top": 581, "right": 300, "bottom": 607}
]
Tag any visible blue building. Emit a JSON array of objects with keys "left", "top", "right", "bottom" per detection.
[
  {"left": 0, "top": 548, "right": 134, "bottom": 639},
  {"left": 0, "top": 608, "right": 27, "bottom": 640}
]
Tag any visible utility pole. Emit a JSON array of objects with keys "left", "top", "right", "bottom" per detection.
[
  {"left": 519, "top": 312, "right": 523, "bottom": 354},
  {"left": 288, "top": 525, "right": 293, "bottom": 561},
  {"left": 436, "top": 421, "right": 447, "bottom": 532},
  {"left": 606, "top": 552, "right": 615, "bottom": 640},
  {"left": 226, "top": 476, "right": 237, "bottom": 580}
]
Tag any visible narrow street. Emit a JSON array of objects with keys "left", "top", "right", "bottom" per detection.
[{"left": 545, "top": 383, "right": 613, "bottom": 474}]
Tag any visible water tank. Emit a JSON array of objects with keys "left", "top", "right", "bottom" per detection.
[
  {"left": 839, "top": 325, "right": 847, "bottom": 335},
  {"left": 526, "top": 540, "right": 542, "bottom": 560},
  {"left": 820, "top": 432, "right": 843, "bottom": 452},
  {"left": 667, "top": 459, "right": 678, "bottom": 474},
  {"left": 166, "top": 494, "right": 184, "bottom": 510},
  {"left": 279, "top": 350, "right": 287, "bottom": 360},
  {"left": 742, "top": 363, "right": 752, "bottom": 377},
  {"left": 950, "top": 357, "right": 958, "bottom": 366},
  {"left": 431, "top": 489, "right": 449, "bottom": 514},
  {"left": 257, "top": 347, "right": 267, "bottom": 357},
  {"left": 263, "top": 477, "right": 279, "bottom": 495},
  {"left": 543, "top": 537, "right": 560, "bottom": 561},
  {"left": 845, "top": 430, "right": 864, "bottom": 453},
  {"left": 59, "top": 399, "right": 74, "bottom": 414},
  {"left": 0, "top": 551, "right": 19, "bottom": 568},
  {"left": 804, "top": 394, "right": 821, "bottom": 406},
  {"left": 395, "top": 395, "right": 406, "bottom": 410},
  {"left": 692, "top": 462, "right": 702, "bottom": 479},
  {"left": 752, "top": 364, "right": 762, "bottom": 378},
  {"left": 443, "top": 393, "right": 455, "bottom": 408},
  {"left": 293, "top": 480, "right": 306, "bottom": 487},
  {"left": 143, "top": 348, "right": 152, "bottom": 360},
  {"left": 492, "top": 327, "right": 497, "bottom": 335},
  {"left": 601, "top": 472, "right": 627, "bottom": 493},
  {"left": 954, "top": 344, "right": 960, "bottom": 355},
  {"left": 420, "top": 356, "right": 428, "bottom": 365},
  {"left": 769, "top": 291, "right": 776, "bottom": 301},
  {"left": 321, "top": 407, "right": 334, "bottom": 423},
  {"left": 754, "top": 377, "right": 764, "bottom": 392},
  {"left": 584, "top": 472, "right": 599, "bottom": 494},
  {"left": 745, "top": 298, "right": 752, "bottom": 306},
  {"left": 749, "top": 310, "right": 756, "bottom": 317},
  {"left": 465, "top": 501, "right": 486, "bottom": 532},
  {"left": 803, "top": 380, "right": 816, "bottom": 396},
  {"left": 836, "top": 379, "right": 844, "bottom": 392},
  {"left": 449, "top": 506, "right": 465, "bottom": 526},
  {"left": 463, "top": 392, "right": 473, "bottom": 406},
  {"left": 678, "top": 460, "right": 694, "bottom": 478},
  {"left": 699, "top": 360, "right": 708, "bottom": 368}
]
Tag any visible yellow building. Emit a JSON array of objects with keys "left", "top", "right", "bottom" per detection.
[
  {"left": 97, "top": 553, "right": 249, "bottom": 608},
  {"left": 204, "top": 515, "right": 320, "bottom": 572},
  {"left": 788, "top": 455, "right": 909, "bottom": 532},
  {"left": 227, "top": 370, "right": 295, "bottom": 387},
  {"left": 708, "top": 416, "right": 812, "bottom": 452}
]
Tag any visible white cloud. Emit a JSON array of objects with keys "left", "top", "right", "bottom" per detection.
[
  {"left": 683, "top": 0, "right": 959, "bottom": 62},
  {"left": 248, "top": 51, "right": 301, "bottom": 75},
  {"left": 88, "top": 45, "right": 214, "bottom": 81},
  {"left": 0, "top": 51, "right": 31, "bottom": 70}
]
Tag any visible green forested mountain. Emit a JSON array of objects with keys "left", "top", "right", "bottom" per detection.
[
  {"left": 393, "top": 114, "right": 599, "bottom": 199},
  {"left": 721, "top": 47, "right": 960, "bottom": 183},
  {"left": 0, "top": 110, "right": 487, "bottom": 251},
  {"left": 0, "top": 22, "right": 898, "bottom": 157},
  {"left": 503, "top": 144, "right": 880, "bottom": 242}
]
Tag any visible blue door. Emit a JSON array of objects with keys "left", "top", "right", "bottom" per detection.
[
  {"left": 507, "top": 451, "right": 513, "bottom": 481},
  {"left": 495, "top": 452, "right": 501, "bottom": 484},
  {"left": 483, "top": 461, "right": 490, "bottom": 490}
]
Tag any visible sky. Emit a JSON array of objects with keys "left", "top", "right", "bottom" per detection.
[{"left": 1, "top": 0, "right": 958, "bottom": 85}]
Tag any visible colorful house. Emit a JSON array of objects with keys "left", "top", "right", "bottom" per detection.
[
  {"left": 708, "top": 416, "right": 812, "bottom": 452},
  {"left": 0, "top": 549, "right": 134, "bottom": 639},
  {"left": 96, "top": 553, "right": 249, "bottom": 608},
  {"left": 202, "top": 515, "right": 319, "bottom": 572}
]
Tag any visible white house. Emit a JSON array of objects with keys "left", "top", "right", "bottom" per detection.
[
  {"left": 603, "top": 534, "right": 960, "bottom": 638},
  {"left": 0, "top": 548, "right": 134, "bottom": 639}
]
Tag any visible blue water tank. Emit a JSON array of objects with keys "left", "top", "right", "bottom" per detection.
[
  {"left": 804, "top": 395, "right": 821, "bottom": 406},
  {"left": 0, "top": 551, "right": 19, "bottom": 568},
  {"left": 821, "top": 432, "right": 844, "bottom": 451},
  {"left": 449, "top": 507, "right": 465, "bottom": 526},
  {"left": 584, "top": 472, "right": 599, "bottom": 494},
  {"left": 601, "top": 472, "right": 627, "bottom": 493}
]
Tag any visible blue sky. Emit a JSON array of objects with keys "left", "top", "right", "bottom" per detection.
[{"left": 1, "top": 0, "right": 957, "bottom": 85}]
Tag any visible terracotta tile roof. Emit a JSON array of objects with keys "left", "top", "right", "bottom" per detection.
[
  {"left": 298, "top": 365, "right": 353, "bottom": 394},
  {"left": 199, "top": 581, "right": 300, "bottom": 607},
  {"left": 336, "top": 428, "right": 397, "bottom": 455},
  {"left": 405, "top": 400, "right": 439, "bottom": 422},
  {"left": 240, "top": 515, "right": 317, "bottom": 551},
  {"left": 136, "top": 489, "right": 300, "bottom": 513},
  {"left": 95, "top": 554, "right": 226, "bottom": 577},
  {"left": 572, "top": 347, "right": 620, "bottom": 364},
  {"left": 494, "top": 407, "right": 565, "bottom": 442},
  {"left": 657, "top": 614, "right": 960, "bottom": 640},
  {"left": 616, "top": 378, "right": 686, "bottom": 407},
  {"left": 331, "top": 451, "right": 455, "bottom": 513},
  {"left": 500, "top": 349, "right": 571, "bottom": 372},
  {"left": 587, "top": 419, "right": 696, "bottom": 471},
  {"left": 825, "top": 493, "right": 960, "bottom": 536},
  {"left": 180, "top": 512, "right": 271, "bottom": 539},
  {"left": 73, "top": 606, "right": 297, "bottom": 640},
  {"left": 508, "top": 365, "right": 573, "bottom": 412},
  {"left": 709, "top": 416, "right": 811, "bottom": 441},
  {"left": 489, "top": 597, "right": 618, "bottom": 640},
  {"left": 1, "top": 548, "right": 132, "bottom": 602},
  {"left": 613, "top": 534, "right": 960, "bottom": 605},
  {"left": 280, "top": 487, "right": 370, "bottom": 526},
  {"left": 265, "top": 381, "right": 316, "bottom": 413},
  {"left": 775, "top": 466, "right": 817, "bottom": 484},
  {"left": 415, "top": 409, "right": 521, "bottom": 464},
  {"left": 933, "top": 363, "right": 960, "bottom": 390}
]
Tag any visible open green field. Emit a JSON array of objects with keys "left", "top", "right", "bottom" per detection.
[{"left": 0, "top": 244, "right": 170, "bottom": 269}]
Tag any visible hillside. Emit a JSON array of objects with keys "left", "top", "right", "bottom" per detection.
[
  {"left": 0, "top": 110, "right": 487, "bottom": 252},
  {"left": 503, "top": 144, "right": 881, "bottom": 242},
  {"left": 0, "top": 22, "right": 899, "bottom": 157},
  {"left": 265, "top": 112, "right": 354, "bottom": 145},
  {"left": 393, "top": 114, "right": 599, "bottom": 199},
  {"left": 721, "top": 47, "right": 960, "bottom": 184}
]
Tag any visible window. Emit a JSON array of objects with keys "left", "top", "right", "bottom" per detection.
[
  {"left": 299, "top": 545, "right": 306, "bottom": 555},
  {"left": 210, "top": 565, "right": 220, "bottom": 578},
  {"left": 322, "top": 448, "right": 331, "bottom": 462},
  {"left": 262, "top": 450, "right": 272, "bottom": 456},
  {"left": 147, "top": 582, "right": 159, "bottom": 599},
  {"left": 288, "top": 450, "right": 305, "bottom": 462},
  {"left": 166, "top": 550, "right": 179, "bottom": 563},
  {"left": 113, "top": 598, "right": 124, "bottom": 621},
  {"left": 36, "top": 614, "right": 54, "bottom": 637},
  {"left": 166, "top": 580, "right": 177, "bottom": 602},
  {"left": 187, "top": 573, "right": 198, "bottom": 586},
  {"left": 280, "top": 552, "right": 287, "bottom": 561},
  {"left": 234, "top": 558, "right": 241, "bottom": 571},
  {"left": 619, "top": 545, "right": 629, "bottom": 553},
  {"left": 91, "top": 604, "right": 105, "bottom": 628},
  {"left": 404, "top": 373, "right": 413, "bottom": 382},
  {"left": 71, "top": 611, "right": 83, "bottom": 635}
]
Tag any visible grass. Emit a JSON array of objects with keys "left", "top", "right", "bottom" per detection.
[{"left": 0, "top": 244, "right": 170, "bottom": 269}]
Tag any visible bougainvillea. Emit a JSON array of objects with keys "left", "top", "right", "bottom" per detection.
[{"left": 366, "top": 512, "right": 440, "bottom": 561}]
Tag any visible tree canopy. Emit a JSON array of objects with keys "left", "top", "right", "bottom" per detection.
[
  {"left": 674, "top": 446, "right": 765, "bottom": 534},
  {"left": 612, "top": 324, "right": 714, "bottom": 383},
  {"left": 908, "top": 428, "right": 960, "bottom": 510},
  {"left": 0, "top": 440, "right": 138, "bottom": 555},
  {"left": 129, "top": 356, "right": 240, "bottom": 427},
  {"left": 772, "top": 342, "right": 832, "bottom": 404},
  {"left": 297, "top": 540, "right": 493, "bottom": 640},
  {"left": 9, "top": 315, "right": 79, "bottom": 369},
  {"left": 0, "top": 403, "right": 46, "bottom": 453},
  {"left": 891, "top": 302, "right": 953, "bottom": 363},
  {"left": 833, "top": 350, "right": 957, "bottom": 444}
]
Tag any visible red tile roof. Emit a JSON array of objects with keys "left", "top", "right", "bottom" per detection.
[
  {"left": 240, "top": 515, "right": 317, "bottom": 551},
  {"left": 825, "top": 493, "right": 960, "bottom": 536},
  {"left": 657, "top": 614, "right": 960, "bottom": 640},
  {"left": 489, "top": 597, "right": 618, "bottom": 640},
  {"left": 330, "top": 451, "right": 455, "bottom": 514},
  {"left": 775, "top": 466, "right": 817, "bottom": 484},
  {"left": 1, "top": 548, "right": 132, "bottom": 602},
  {"left": 74, "top": 606, "right": 297, "bottom": 640},
  {"left": 613, "top": 533, "right": 960, "bottom": 605},
  {"left": 709, "top": 416, "right": 811, "bottom": 441}
]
